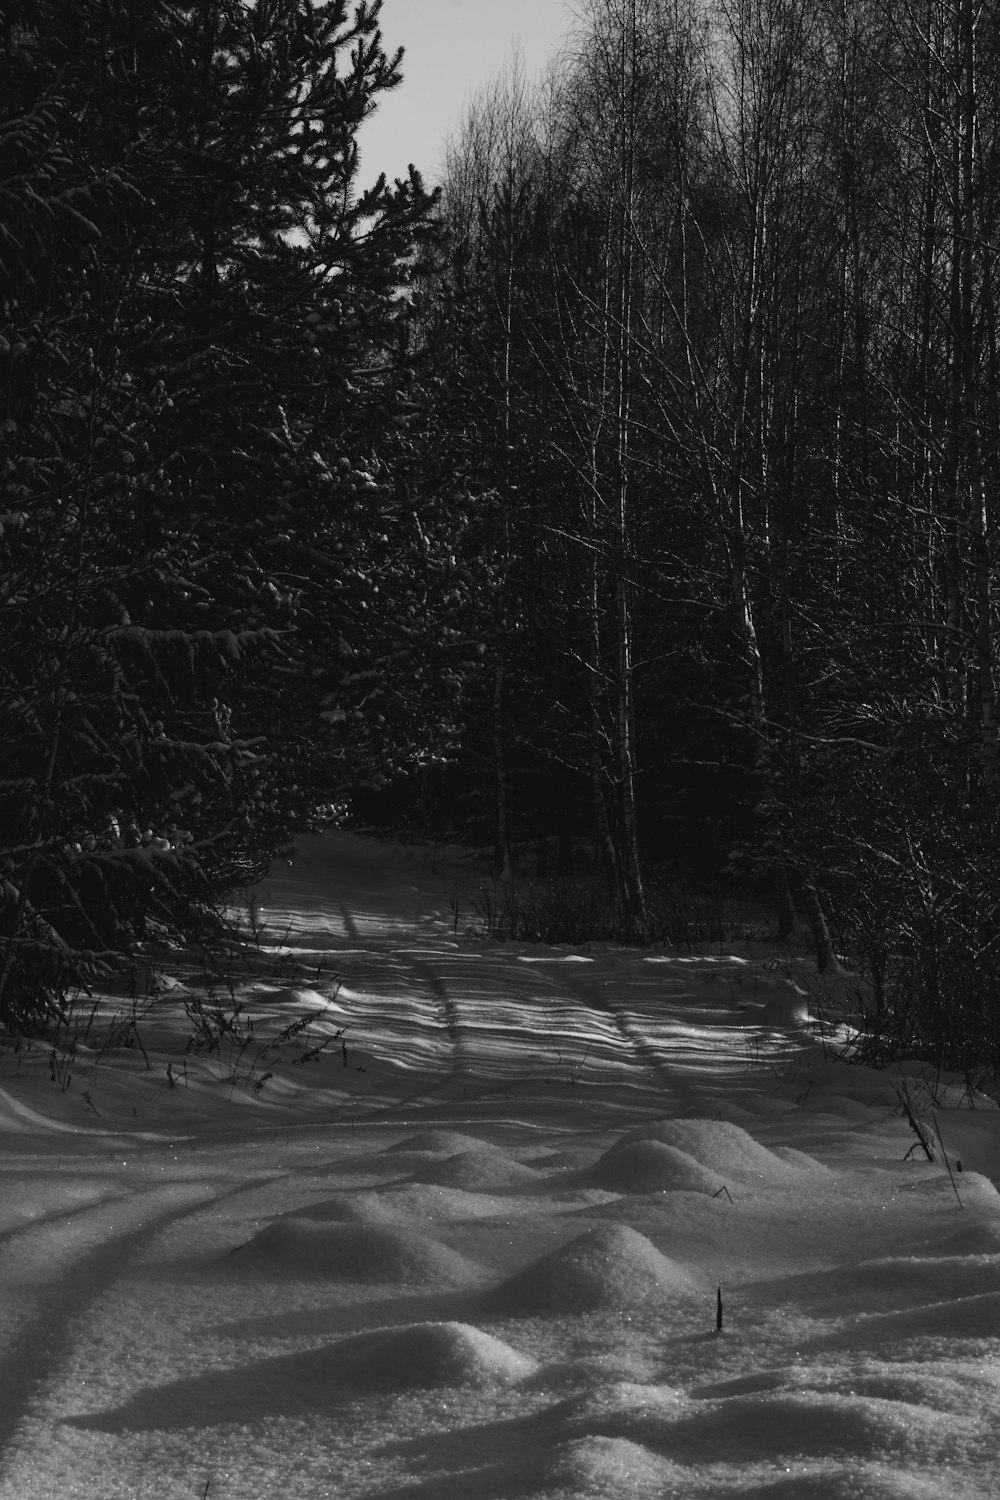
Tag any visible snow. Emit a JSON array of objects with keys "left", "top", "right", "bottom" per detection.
[
  {"left": 486, "top": 1225, "right": 698, "bottom": 1315},
  {"left": 0, "top": 831, "right": 998, "bottom": 1498},
  {"left": 230, "top": 1220, "right": 486, "bottom": 1287}
]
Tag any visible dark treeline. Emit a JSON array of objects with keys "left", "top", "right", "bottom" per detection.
[
  {"left": 3, "top": 0, "right": 1000, "bottom": 1072},
  {"left": 0, "top": 0, "right": 464, "bottom": 1028},
  {"left": 410, "top": 0, "right": 1000, "bottom": 1068}
]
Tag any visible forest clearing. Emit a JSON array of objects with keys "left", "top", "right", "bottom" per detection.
[{"left": 0, "top": 832, "right": 996, "bottom": 1499}]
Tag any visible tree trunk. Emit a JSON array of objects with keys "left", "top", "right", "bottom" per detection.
[{"left": 492, "top": 658, "right": 512, "bottom": 879}]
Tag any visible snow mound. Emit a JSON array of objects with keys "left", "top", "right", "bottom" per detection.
[
  {"left": 487, "top": 1225, "right": 697, "bottom": 1316},
  {"left": 230, "top": 1218, "right": 482, "bottom": 1286},
  {"left": 408, "top": 1145, "right": 541, "bottom": 1192},
  {"left": 841, "top": 1289, "right": 1000, "bottom": 1346},
  {"left": 747, "top": 990, "right": 815, "bottom": 1027},
  {"left": 771, "top": 1145, "right": 833, "bottom": 1173},
  {"left": 733, "top": 1467, "right": 959, "bottom": 1499},
  {"left": 313, "top": 1150, "right": 412, "bottom": 1178},
  {"left": 730, "top": 1390, "right": 977, "bottom": 1462},
  {"left": 556, "top": 1381, "right": 686, "bottom": 1432},
  {"left": 804, "top": 1093, "right": 878, "bottom": 1123},
  {"left": 559, "top": 1384, "right": 975, "bottom": 1465},
  {"left": 583, "top": 1139, "right": 723, "bottom": 1195},
  {"left": 935, "top": 1218, "right": 1000, "bottom": 1255},
  {"left": 909, "top": 1171, "right": 1000, "bottom": 1213},
  {"left": 326, "top": 1320, "right": 537, "bottom": 1390},
  {"left": 382, "top": 1129, "right": 491, "bottom": 1156},
  {"left": 284, "top": 1182, "right": 536, "bottom": 1230},
  {"left": 937, "top": 1170, "right": 1000, "bottom": 1208},
  {"left": 616, "top": 1118, "right": 810, "bottom": 1184},
  {"left": 581, "top": 1187, "right": 732, "bottom": 1233},
  {"left": 285, "top": 1183, "right": 517, "bottom": 1224},
  {"left": 823, "top": 1362, "right": 1000, "bottom": 1416},
  {"left": 848, "top": 1253, "right": 1000, "bottom": 1304},
  {"left": 543, "top": 1436, "right": 684, "bottom": 1496},
  {"left": 284, "top": 1192, "right": 400, "bottom": 1224},
  {"left": 254, "top": 983, "right": 349, "bottom": 1017}
]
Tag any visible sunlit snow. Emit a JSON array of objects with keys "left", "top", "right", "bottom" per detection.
[{"left": 0, "top": 830, "right": 998, "bottom": 1498}]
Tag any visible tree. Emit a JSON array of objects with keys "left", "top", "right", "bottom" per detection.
[
  {"left": 421, "top": 0, "right": 1000, "bottom": 1072},
  {"left": 0, "top": 0, "right": 444, "bottom": 1030}
]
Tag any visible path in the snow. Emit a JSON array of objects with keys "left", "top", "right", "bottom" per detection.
[
  {"left": 256, "top": 832, "right": 815, "bottom": 1124},
  {"left": 0, "top": 830, "right": 997, "bottom": 1500}
]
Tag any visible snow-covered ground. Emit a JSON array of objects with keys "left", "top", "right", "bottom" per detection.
[{"left": 0, "top": 831, "right": 998, "bottom": 1499}]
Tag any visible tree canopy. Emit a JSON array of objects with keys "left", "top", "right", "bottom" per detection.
[
  {"left": 5, "top": 0, "right": 1000, "bottom": 1077},
  {"left": 0, "top": 0, "right": 454, "bottom": 1027}
]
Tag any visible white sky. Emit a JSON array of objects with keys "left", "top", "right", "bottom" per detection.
[{"left": 358, "top": 0, "right": 573, "bottom": 188}]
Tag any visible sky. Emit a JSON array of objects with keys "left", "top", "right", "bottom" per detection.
[{"left": 357, "top": 0, "right": 573, "bottom": 189}]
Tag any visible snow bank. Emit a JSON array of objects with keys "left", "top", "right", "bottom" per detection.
[
  {"left": 488, "top": 1224, "right": 698, "bottom": 1316},
  {"left": 324, "top": 1319, "right": 538, "bottom": 1390},
  {"left": 614, "top": 1117, "right": 825, "bottom": 1184},
  {"left": 936, "top": 1216, "right": 1000, "bottom": 1255},
  {"left": 285, "top": 1183, "right": 497, "bottom": 1224},
  {"left": 5, "top": 832, "right": 999, "bottom": 1500},
  {"left": 230, "top": 1218, "right": 483, "bottom": 1286},
  {"left": 542, "top": 1435, "right": 686, "bottom": 1496},
  {"left": 909, "top": 1168, "right": 1000, "bottom": 1213},
  {"left": 584, "top": 1138, "right": 724, "bottom": 1194},
  {"left": 747, "top": 990, "right": 815, "bottom": 1027},
  {"left": 556, "top": 1379, "right": 978, "bottom": 1466},
  {"left": 381, "top": 1129, "right": 493, "bottom": 1155},
  {"left": 846, "top": 1252, "right": 1000, "bottom": 1305},
  {"left": 834, "top": 1288, "right": 1000, "bottom": 1346},
  {"left": 407, "top": 1144, "right": 542, "bottom": 1192},
  {"left": 726, "top": 1466, "right": 962, "bottom": 1498}
]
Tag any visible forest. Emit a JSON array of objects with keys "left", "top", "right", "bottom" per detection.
[{"left": 2, "top": 0, "right": 1000, "bottom": 1076}]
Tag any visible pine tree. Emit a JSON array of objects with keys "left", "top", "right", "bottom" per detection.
[{"left": 0, "top": 0, "right": 444, "bottom": 1030}]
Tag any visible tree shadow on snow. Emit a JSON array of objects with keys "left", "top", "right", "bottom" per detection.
[
  {"left": 373, "top": 1405, "right": 565, "bottom": 1471},
  {"left": 211, "top": 1286, "right": 484, "bottom": 1341},
  {"left": 63, "top": 1313, "right": 538, "bottom": 1436},
  {"left": 63, "top": 1347, "right": 364, "bottom": 1433},
  {"left": 365, "top": 1455, "right": 546, "bottom": 1500}
]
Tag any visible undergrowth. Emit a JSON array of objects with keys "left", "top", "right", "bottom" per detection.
[
  {"left": 472, "top": 876, "right": 770, "bottom": 949},
  {"left": 6, "top": 885, "right": 346, "bottom": 1095},
  {"left": 843, "top": 946, "right": 1000, "bottom": 1089}
]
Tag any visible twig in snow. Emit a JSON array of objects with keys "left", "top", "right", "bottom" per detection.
[
  {"left": 894, "top": 1084, "right": 934, "bottom": 1161},
  {"left": 931, "top": 1110, "right": 964, "bottom": 1209}
]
